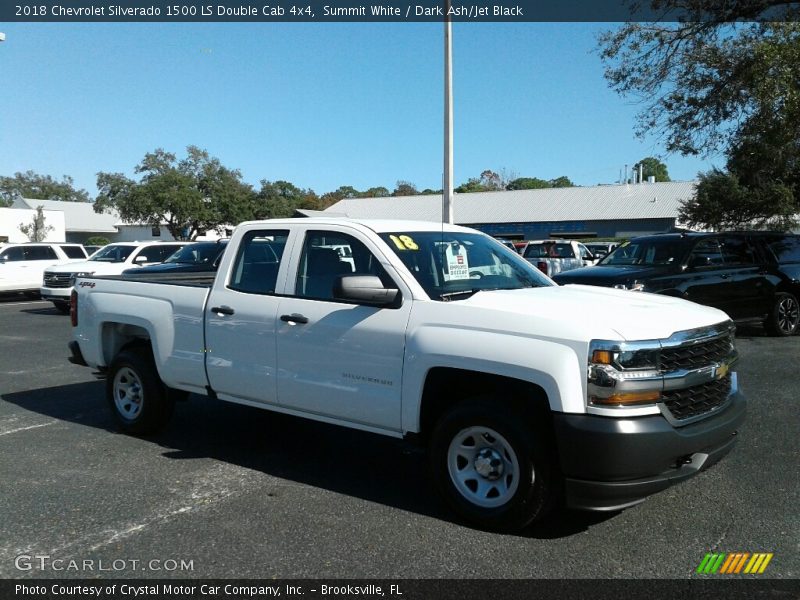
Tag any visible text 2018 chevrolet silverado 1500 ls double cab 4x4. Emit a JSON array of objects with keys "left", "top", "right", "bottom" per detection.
[{"left": 68, "top": 218, "right": 745, "bottom": 532}]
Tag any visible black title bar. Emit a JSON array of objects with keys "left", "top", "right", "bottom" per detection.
[{"left": 3, "top": 0, "right": 800, "bottom": 22}]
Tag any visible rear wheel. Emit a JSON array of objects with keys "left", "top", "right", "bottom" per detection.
[
  {"left": 765, "top": 292, "right": 800, "bottom": 336},
  {"left": 106, "top": 347, "right": 174, "bottom": 434},
  {"left": 429, "top": 398, "right": 556, "bottom": 532}
]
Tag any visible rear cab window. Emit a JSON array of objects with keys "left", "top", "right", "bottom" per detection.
[{"left": 228, "top": 230, "right": 290, "bottom": 295}]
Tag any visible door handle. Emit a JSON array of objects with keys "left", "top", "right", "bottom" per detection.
[
  {"left": 280, "top": 313, "right": 308, "bottom": 324},
  {"left": 719, "top": 274, "right": 731, "bottom": 279},
  {"left": 211, "top": 305, "right": 235, "bottom": 316}
]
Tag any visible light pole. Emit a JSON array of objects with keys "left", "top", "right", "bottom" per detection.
[{"left": 442, "top": 1, "right": 454, "bottom": 224}]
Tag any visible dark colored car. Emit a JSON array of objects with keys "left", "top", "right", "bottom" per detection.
[
  {"left": 552, "top": 232, "right": 800, "bottom": 336},
  {"left": 122, "top": 240, "right": 228, "bottom": 275}
]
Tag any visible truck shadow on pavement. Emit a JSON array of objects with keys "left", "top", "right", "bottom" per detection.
[{"left": 3, "top": 380, "right": 617, "bottom": 539}]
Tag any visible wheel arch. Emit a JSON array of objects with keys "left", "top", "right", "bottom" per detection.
[{"left": 417, "top": 368, "right": 553, "bottom": 444}]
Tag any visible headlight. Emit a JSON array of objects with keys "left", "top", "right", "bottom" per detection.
[
  {"left": 587, "top": 340, "right": 661, "bottom": 407},
  {"left": 612, "top": 280, "right": 645, "bottom": 292}
]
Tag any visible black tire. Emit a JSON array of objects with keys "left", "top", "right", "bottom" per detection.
[
  {"left": 429, "top": 398, "right": 557, "bottom": 532},
  {"left": 764, "top": 292, "right": 800, "bottom": 337},
  {"left": 52, "top": 301, "right": 70, "bottom": 315},
  {"left": 106, "top": 347, "right": 174, "bottom": 434}
]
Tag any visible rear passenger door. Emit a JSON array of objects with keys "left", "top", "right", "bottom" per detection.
[
  {"left": 204, "top": 229, "right": 292, "bottom": 406},
  {"left": 718, "top": 235, "right": 774, "bottom": 319},
  {"left": 681, "top": 238, "right": 738, "bottom": 314},
  {"left": 20, "top": 246, "right": 60, "bottom": 289}
]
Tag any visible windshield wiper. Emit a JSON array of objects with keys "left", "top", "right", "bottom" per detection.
[{"left": 439, "top": 289, "right": 482, "bottom": 301}]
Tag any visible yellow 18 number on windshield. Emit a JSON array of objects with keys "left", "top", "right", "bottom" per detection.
[{"left": 389, "top": 235, "right": 419, "bottom": 251}]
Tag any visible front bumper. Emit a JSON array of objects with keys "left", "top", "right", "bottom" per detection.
[
  {"left": 554, "top": 390, "right": 746, "bottom": 511},
  {"left": 40, "top": 286, "right": 71, "bottom": 301}
]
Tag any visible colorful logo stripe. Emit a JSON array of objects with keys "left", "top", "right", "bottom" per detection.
[{"left": 696, "top": 552, "right": 773, "bottom": 574}]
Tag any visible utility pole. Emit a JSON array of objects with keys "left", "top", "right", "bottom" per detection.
[{"left": 442, "top": 0, "right": 454, "bottom": 224}]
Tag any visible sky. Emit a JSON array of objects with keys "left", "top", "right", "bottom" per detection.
[{"left": 0, "top": 22, "right": 722, "bottom": 198}]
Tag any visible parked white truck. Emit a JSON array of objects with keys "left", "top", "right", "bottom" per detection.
[{"left": 69, "top": 218, "right": 745, "bottom": 531}]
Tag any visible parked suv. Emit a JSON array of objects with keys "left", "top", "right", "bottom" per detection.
[
  {"left": 122, "top": 240, "right": 228, "bottom": 276},
  {"left": 41, "top": 241, "right": 186, "bottom": 313},
  {"left": 0, "top": 243, "right": 88, "bottom": 294},
  {"left": 553, "top": 232, "right": 800, "bottom": 336}
]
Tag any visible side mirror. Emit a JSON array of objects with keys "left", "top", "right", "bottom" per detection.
[
  {"left": 133, "top": 255, "right": 148, "bottom": 264},
  {"left": 334, "top": 275, "right": 400, "bottom": 307}
]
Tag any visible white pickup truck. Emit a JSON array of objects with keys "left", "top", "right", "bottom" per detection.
[
  {"left": 521, "top": 239, "right": 598, "bottom": 277},
  {"left": 69, "top": 218, "right": 745, "bottom": 531}
]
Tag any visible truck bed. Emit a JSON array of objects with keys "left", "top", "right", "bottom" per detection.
[{"left": 107, "top": 271, "right": 217, "bottom": 287}]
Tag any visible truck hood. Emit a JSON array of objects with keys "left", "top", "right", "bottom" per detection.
[
  {"left": 460, "top": 284, "right": 729, "bottom": 341},
  {"left": 551, "top": 264, "right": 674, "bottom": 286},
  {"left": 45, "top": 260, "right": 134, "bottom": 275}
]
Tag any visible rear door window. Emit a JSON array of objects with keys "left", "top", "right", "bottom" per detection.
[
  {"left": 688, "top": 239, "right": 724, "bottom": 267},
  {"left": 719, "top": 236, "right": 756, "bottom": 265},
  {"left": 23, "top": 246, "right": 58, "bottom": 261},
  {"left": 228, "top": 230, "right": 290, "bottom": 295}
]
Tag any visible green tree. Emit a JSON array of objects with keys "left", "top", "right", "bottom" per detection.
[
  {"left": 505, "top": 176, "right": 574, "bottom": 190},
  {"left": 679, "top": 169, "right": 798, "bottom": 230},
  {"left": 454, "top": 178, "right": 487, "bottom": 194},
  {"left": 85, "top": 236, "right": 110, "bottom": 246},
  {"left": 600, "top": 6, "right": 800, "bottom": 227},
  {"left": 599, "top": 12, "right": 800, "bottom": 156},
  {"left": 18, "top": 205, "right": 54, "bottom": 242},
  {"left": 549, "top": 176, "right": 575, "bottom": 188},
  {"left": 361, "top": 186, "right": 390, "bottom": 198},
  {"left": 637, "top": 158, "right": 671, "bottom": 182},
  {"left": 505, "top": 177, "right": 550, "bottom": 191},
  {"left": 455, "top": 170, "right": 508, "bottom": 194},
  {"left": 392, "top": 181, "right": 418, "bottom": 196},
  {"left": 0, "top": 171, "right": 90, "bottom": 207},
  {"left": 95, "top": 146, "right": 255, "bottom": 240},
  {"left": 256, "top": 180, "right": 318, "bottom": 218}
]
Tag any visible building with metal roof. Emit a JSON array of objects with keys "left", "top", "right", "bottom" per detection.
[
  {"left": 312, "top": 180, "right": 697, "bottom": 240},
  {"left": 10, "top": 198, "right": 177, "bottom": 243}
]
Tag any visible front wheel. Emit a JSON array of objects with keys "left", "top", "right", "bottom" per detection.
[
  {"left": 429, "top": 399, "right": 556, "bottom": 532},
  {"left": 765, "top": 292, "right": 800, "bottom": 336},
  {"left": 106, "top": 347, "right": 174, "bottom": 434},
  {"left": 52, "top": 301, "right": 70, "bottom": 315}
]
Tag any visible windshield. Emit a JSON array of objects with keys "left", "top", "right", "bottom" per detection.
[
  {"left": 165, "top": 242, "right": 226, "bottom": 264},
  {"left": 379, "top": 231, "right": 554, "bottom": 301},
  {"left": 88, "top": 245, "right": 137, "bottom": 263},
  {"left": 598, "top": 239, "right": 687, "bottom": 266}
]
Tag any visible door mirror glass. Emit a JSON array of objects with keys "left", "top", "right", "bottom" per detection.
[{"left": 334, "top": 275, "right": 400, "bottom": 306}]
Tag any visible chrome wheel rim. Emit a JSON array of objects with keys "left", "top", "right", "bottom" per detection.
[
  {"left": 778, "top": 295, "right": 799, "bottom": 334},
  {"left": 113, "top": 367, "right": 143, "bottom": 420},
  {"left": 447, "top": 426, "right": 522, "bottom": 508}
]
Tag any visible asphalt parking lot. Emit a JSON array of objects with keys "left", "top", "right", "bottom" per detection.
[{"left": 0, "top": 296, "right": 798, "bottom": 580}]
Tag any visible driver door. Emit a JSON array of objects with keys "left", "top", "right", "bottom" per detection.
[{"left": 275, "top": 227, "right": 410, "bottom": 432}]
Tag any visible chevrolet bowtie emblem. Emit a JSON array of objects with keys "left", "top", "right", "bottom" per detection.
[{"left": 714, "top": 363, "right": 730, "bottom": 380}]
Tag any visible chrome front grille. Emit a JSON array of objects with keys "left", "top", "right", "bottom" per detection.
[
  {"left": 662, "top": 374, "right": 732, "bottom": 421},
  {"left": 43, "top": 272, "right": 73, "bottom": 288},
  {"left": 660, "top": 333, "right": 734, "bottom": 372}
]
